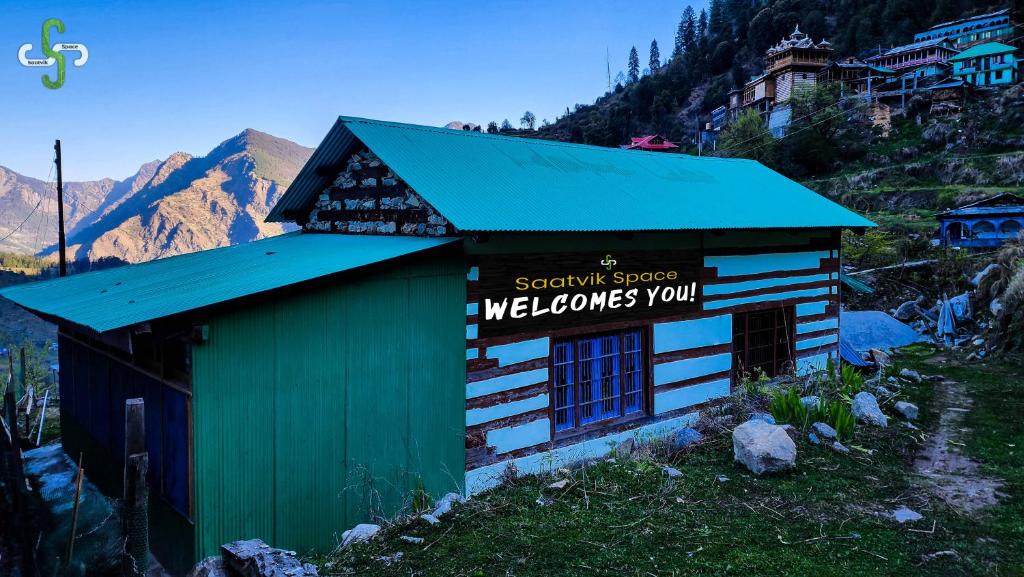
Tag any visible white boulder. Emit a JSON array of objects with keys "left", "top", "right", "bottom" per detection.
[{"left": 732, "top": 420, "right": 797, "bottom": 475}]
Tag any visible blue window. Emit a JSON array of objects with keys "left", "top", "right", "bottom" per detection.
[{"left": 552, "top": 329, "right": 647, "bottom": 433}]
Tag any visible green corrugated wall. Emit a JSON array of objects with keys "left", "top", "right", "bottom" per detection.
[{"left": 191, "top": 257, "right": 466, "bottom": 560}]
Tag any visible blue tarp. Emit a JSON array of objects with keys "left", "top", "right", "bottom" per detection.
[{"left": 840, "top": 310, "right": 928, "bottom": 353}]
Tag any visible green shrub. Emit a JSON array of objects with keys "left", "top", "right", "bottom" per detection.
[
  {"left": 839, "top": 364, "right": 864, "bottom": 399},
  {"left": 769, "top": 387, "right": 809, "bottom": 427},
  {"left": 817, "top": 400, "right": 856, "bottom": 442},
  {"left": 411, "top": 477, "right": 431, "bottom": 513}
]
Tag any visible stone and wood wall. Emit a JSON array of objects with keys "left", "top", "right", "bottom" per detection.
[
  {"left": 304, "top": 147, "right": 453, "bottom": 236},
  {"left": 462, "top": 231, "right": 841, "bottom": 494}
]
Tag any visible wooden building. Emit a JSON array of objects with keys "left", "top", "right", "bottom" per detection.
[
  {"left": 764, "top": 25, "right": 833, "bottom": 104},
  {"left": 866, "top": 38, "right": 959, "bottom": 80},
  {"left": 1, "top": 117, "right": 874, "bottom": 573},
  {"left": 817, "top": 57, "right": 896, "bottom": 97}
]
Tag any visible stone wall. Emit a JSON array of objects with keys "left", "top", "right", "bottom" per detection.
[{"left": 305, "top": 148, "right": 454, "bottom": 236}]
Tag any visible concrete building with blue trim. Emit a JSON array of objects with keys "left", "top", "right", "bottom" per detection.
[
  {"left": 914, "top": 9, "right": 1015, "bottom": 50},
  {"left": 950, "top": 42, "right": 1020, "bottom": 86},
  {"left": 939, "top": 193, "right": 1024, "bottom": 248},
  {"left": 1, "top": 117, "right": 874, "bottom": 573}
]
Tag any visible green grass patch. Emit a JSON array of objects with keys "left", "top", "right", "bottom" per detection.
[{"left": 318, "top": 347, "right": 1023, "bottom": 575}]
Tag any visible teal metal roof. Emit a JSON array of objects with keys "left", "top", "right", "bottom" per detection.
[
  {"left": 840, "top": 273, "right": 875, "bottom": 295},
  {"left": 267, "top": 116, "right": 875, "bottom": 231},
  {"left": 0, "top": 233, "right": 457, "bottom": 333},
  {"left": 949, "top": 42, "right": 1016, "bottom": 61}
]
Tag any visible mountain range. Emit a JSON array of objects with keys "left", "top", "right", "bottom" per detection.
[{"left": 0, "top": 129, "right": 312, "bottom": 263}]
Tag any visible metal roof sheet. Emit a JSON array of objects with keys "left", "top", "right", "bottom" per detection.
[
  {"left": 868, "top": 37, "right": 957, "bottom": 59},
  {"left": 0, "top": 233, "right": 457, "bottom": 333},
  {"left": 949, "top": 42, "right": 1017, "bottom": 61},
  {"left": 269, "top": 116, "right": 875, "bottom": 231}
]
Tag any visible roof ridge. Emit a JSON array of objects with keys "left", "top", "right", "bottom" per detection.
[{"left": 338, "top": 116, "right": 752, "bottom": 163}]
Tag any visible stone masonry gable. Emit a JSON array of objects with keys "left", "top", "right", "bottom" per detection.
[{"left": 305, "top": 147, "right": 454, "bottom": 236}]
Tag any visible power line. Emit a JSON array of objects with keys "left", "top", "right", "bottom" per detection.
[{"left": 0, "top": 199, "right": 43, "bottom": 244}]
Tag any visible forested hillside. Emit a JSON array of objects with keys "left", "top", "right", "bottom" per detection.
[{"left": 536, "top": 0, "right": 1010, "bottom": 152}]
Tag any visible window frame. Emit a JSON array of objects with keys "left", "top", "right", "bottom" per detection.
[
  {"left": 731, "top": 306, "right": 796, "bottom": 384},
  {"left": 549, "top": 326, "right": 653, "bottom": 439}
]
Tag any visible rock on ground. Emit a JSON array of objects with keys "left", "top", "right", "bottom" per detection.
[
  {"left": 221, "top": 539, "right": 318, "bottom": 577},
  {"left": 894, "top": 300, "right": 920, "bottom": 321},
  {"left": 990, "top": 298, "right": 1003, "bottom": 317},
  {"left": 188, "top": 557, "right": 228, "bottom": 577},
  {"left": 673, "top": 427, "right": 703, "bottom": 449},
  {"left": 664, "top": 466, "right": 683, "bottom": 478},
  {"left": 892, "top": 506, "right": 923, "bottom": 523},
  {"left": 853, "top": 392, "right": 888, "bottom": 428},
  {"left": 340, "top": 524, "right": 380, "bottom": 548},
  {"left": 811, "top": 422, "right": 838, "bottom": 440},
  {"left": 747, "top": 413, "right": 776, "bottom": 425},
  {"left": 732, "top": 420, "right": 797, "bottom": 475},
  {"left": 831, "top": 441, "right": 850, "bottom": 454},
  {"left": 870, "top": 349, "right": 892, "bottom": 366},
  {"left": 800, "top": 396, "right": 820, "bottom": 409},
  {"left": 780, "top": 424, "right": 800, "bottom": 442},
  {"left": 431, "top": 492, "right": 466, "bottom": 518},
  {"left": 900, "top": 368, "right": 922, "bottom": 383},
  {"left": 895, "top": 401, "right": 919, "bottom": 420},
  {"left": 419, "top": 514, "right": 439, "bottom": 525}
]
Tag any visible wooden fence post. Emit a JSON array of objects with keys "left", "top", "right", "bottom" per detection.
[
  {"left": 64, "top": 453, "right": 84, "bottom": 568},
  {"left": 123, "top": 398, "right": 149, "bottom": 577},
  {"left": 5, "top": 386, "right": 37, "bottom": 576}
]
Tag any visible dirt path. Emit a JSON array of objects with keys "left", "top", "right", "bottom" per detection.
[{"left": 914, "top": 379, "right": 1004, "bottom": 513}]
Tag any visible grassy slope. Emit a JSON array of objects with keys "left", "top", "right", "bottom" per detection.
[{"left": 322, "top": 347, "right": 1022, "bottom": 576}]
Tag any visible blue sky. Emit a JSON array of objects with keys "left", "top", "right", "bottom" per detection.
[{"left": 1, "top": 1, "right": 707, "bottom": 181}]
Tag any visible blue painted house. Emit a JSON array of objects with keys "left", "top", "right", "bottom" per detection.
[
  {"left": 950, "top": 42, "right": 1019, "bottom": 86},
  {"left": 2, "top": 117, "right": 874, "bottom": 572},
  {"left": 939, "top": 193, "right": 1024, "bottom": 248},
  {"left": 914, "top": 9, "right": 1015, "bottom": 50}
]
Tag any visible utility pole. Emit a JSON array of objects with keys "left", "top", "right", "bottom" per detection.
[{"left": 55, "top": 140, "right": 67, "bottom": 277}]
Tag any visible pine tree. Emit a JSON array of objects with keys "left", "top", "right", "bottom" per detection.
[
  {"left": 698, "top": 9, "right": 708, "bottom": 40},
  {"left": 500, "top": 119, "right": 512, "bottom": 131},
  {"left": 681, "top": 6, "right": 697, "bottom": 54},
  {"left": 709, "top": 0, "right": 729, "bottom": 39},
  {"left": 486, "top": 121, "right": 498, "bottom": 133},
  {"left": 628, "top": 46, "right": 640, "bottom": 83},
  {"left": 649, "top": 39, "right": 661, "bottom": 72},
  {"left": 674, "top": 9, "right": 686, "bottom": 57}
]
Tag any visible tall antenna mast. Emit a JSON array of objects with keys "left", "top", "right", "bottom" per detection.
[{"left": 54, "top": 140, "right": 67, "bottom": 277}]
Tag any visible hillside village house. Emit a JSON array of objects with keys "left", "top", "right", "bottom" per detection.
[
  {"left": 621, "top": 134, "right": 679, "bottom": 152},
  {"left": 710, "top": 10, "right": 1022, "bottom": 140},
  {"left": 731, "top": 26, "right": 834, "bottom": 131},
  {"left": 0, "top": 117, "right": 874, "bottom": 573},
  {"left": 950, "top": 42, "right": 1020, "bottom": 86},
  {"left": 817, "top": 57, "right": 896, "bottom": 97},
  {"left": 939, "top": 192, "right": 1024, "bottom": 248},
  {"left": 865, "top": 38, "right": 959, "bottom": 82},
  {"left": 914, "top": 8, "right": 1015, "bottom": 50}
]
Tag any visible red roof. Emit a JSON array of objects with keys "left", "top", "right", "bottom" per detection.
[{"left": 622, "top": 135, "right": 678, "bottom": 151}]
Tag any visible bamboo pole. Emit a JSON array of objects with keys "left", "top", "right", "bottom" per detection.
[
  {"left": 64, "top": 452, "right": 84, "bottom": 567},
  {"left": 35, "top": 390, "right": 49, "bottom": 446}
]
